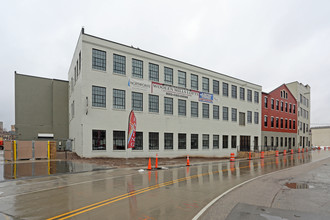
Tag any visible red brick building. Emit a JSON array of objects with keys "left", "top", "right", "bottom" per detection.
[{"left": 262, "top": 84, "right": 297, "bottom": 150}]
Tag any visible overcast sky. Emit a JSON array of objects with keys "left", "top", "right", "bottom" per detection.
[{"left": 1, "top": 0, "right": 329, "bottom": 130}]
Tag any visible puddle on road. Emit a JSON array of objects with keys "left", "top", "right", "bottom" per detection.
[
  {"left": 0, "top": 157, "right": 111, "bottom": 182},
  {"left": 285, "top": 182, "right": 309, "bottom": 189}
]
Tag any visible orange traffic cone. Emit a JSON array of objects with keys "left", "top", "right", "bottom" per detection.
[
  {"left": 147, "top": 158, "right": 152, "bottom": 170},
  {"left": 186, "top": 155, "right": 190, "bottom": 166},
  {"left": 283, "top": 149, "right": 287, "bottom": 156},
  {"left": 275, "top": 150, "right": 279, "bottom": 157},
  {"left": 248, "top": 152, "right": 252, "bottom": 160},
  {"left": 261, "top": 151, "right": 264, "bottom": 159},
  {"left": 302, "top": 148, "right": 304, "bottom": 153},
  {"left": 291, "top": 149, "right": 294, "bottom": 154},
  {"left": 155, "top": 153, "right": 158, "bottom": 169},
  {"left": 298, "top": 148, "right": 301, "bottom": 153},
  {"left": 230, "top": 153, "right": 235, "bottom": 162}
]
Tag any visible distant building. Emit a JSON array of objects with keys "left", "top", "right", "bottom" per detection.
[
  {"left": 262, "top": 84, "right": 298, "bottom": 150},
  {"left": 311, "top": 126, "right": 330, "bottom": 146},
  {"left": 286, "top": 82, "right": 311, "bottom": 148},
  {"left": 0, "top": 121, "right": 3, "bottom": 132},
  {"left": 11, "top": 125, "right": 15, "bottom": 132},
  {"left": 15, "top": 73, "right": 69, "bottom": 146}
]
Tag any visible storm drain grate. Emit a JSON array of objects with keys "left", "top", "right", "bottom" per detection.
[{"left": 285, "top": 182, "right": 309, "bottom": 189}]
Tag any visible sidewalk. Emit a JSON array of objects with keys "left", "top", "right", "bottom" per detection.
[{"left": 199, "top": 156, "right": 330, "bottom": 220}]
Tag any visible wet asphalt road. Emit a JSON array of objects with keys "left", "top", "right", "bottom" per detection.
[{"left": 0, "top": 150, "right": 329, "bottom": 220}]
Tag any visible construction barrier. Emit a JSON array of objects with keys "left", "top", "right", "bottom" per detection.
[
  {"left": 283, "top": 149, "right": 287, "bottom": 156},
  {"left": 275, "top": 150, "right": 279, "bottom": 157},
  {"left": 230, "top": 153, "right": 235, "bottom": 162},
  {"left": 4, "top": 141, "right": 56, "bottom": 161}
]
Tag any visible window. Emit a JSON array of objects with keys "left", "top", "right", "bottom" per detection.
[
  {"left": 240, "top": 87, "right": 245, "bottom": 100},
  {"left": 149, "top": 63, "right": 159, "bottom": 82},
  {"left": 276, "top": 118, "right": 279, "bottom": 128},
  {"left": 223, "top": 82, "right": 228, "bottom": 96},
  {"left": 247, "top": 89, "right": 252, "bottom": 102},
  {"left": 191, "top": 134, "right": 199, "bottom": 150},
  {"left": 231, "top": 136, "right": 237, "bottom": 148},
  {"left": 254, "top": 112, "right": 259, "bottom": 124},
  {"left": 281, "top": 101, "right": 283, "bottom": 111},
  {"left": 280, "top": 137, "right": 283, "bottom": 147},
  {"left": 164, "top": 67, "right": 173, "bottom": 84},
  {"left": 92, "top": 49, "right": 106, "bottom": 71},
  {"left": 92, "top": 86, "right": 106, "bottom": 108},
  {"left": 132, "top": 59, "right": 143, "bottom": 78},
  {"left": 247, "top": 111, "right": 252, "bottom": 124},
  {"left": 113, "top": 54, "right": 126, "bottom": 75},
  {"left": 239, "top": 112, "right": 246, "bottom": 126},
  {"left": 264, "top": 116, "right": 268, "bottom": 127},
  {"left": 271, "top": 99, "right": 274, "bottom": 109},
  {"left": 289, "top": 119, "right": 292, "bottom": 129},
  {"left": 293, "top": 137, "right": 295, "bottom": 147},
  {"left": 213, "top": 80, "right": 219, "bottom": 94},
  {"left": 222, "top": 135, "right": 228, "bottom": 149},
  {"left": 213, "top": 105, "right": 219, "bottom": 119},
  {"left": 276, "top": 100, "right": 279, "bottom": 110},
  {"left": 232, "top": 108, "right": 237, "bottom": 122},
  {"left": 191, "top": 74, "right": 198, "bottom": 90},
  {"left": 285, "top": 137, "right": 287, "bottom": 146},
  {"left": 271, "top": 117, "right": 274, "bottom": 127},
  {"left": 202, "top": 103, "right": 209, "bottom": 118},
  {"left": 264, "top": 136, "right": 268, "bottom": 147},
  {"left": 178, "top": 99, "right": 186, "bottom": 116},
  {"left": 289, "top": 104, "right": 292, "bottom": 113},
  {"left": 202, "top": 77, "right": 209, "bottom": 92},
  {"left": 149, "top": 132, "right": 159, "bottom": 150},
  {"left": 164, "top": 97, "right": 173, "bottom": 115},
  {"left": 191, "top": 101, "right": 198, "bottom": 117},
  {"left": 293, "top": 104, "right": 296, "bottom": 114},
  {"left": 223, "top": 106, "right": 228, "bottom": 120},
  {"left": 178, "top": 133, "right": 186, "bottom": 150},
  {"left": 133, "top": 132, "right": 143, "bottom": 150},
  {"left": 149, "top": 95, "right": 159, "bottom": 113},
  {"left": 71, "top": 101, "right": 75, "bottom": 119},
  {"left": 254, "top": 91, "right": 259, "bottom": 103},
  {"left": 113, "top": 131, "right": 125, "bottom": 150},
  {"left": 231, "top": 85, "right": 237, "bottom": 99},
  {"left": 92, "top": 130, "right": 106, "bottom": 150},
  {"left": 113, "top": 89, "right": 125, "bottom": 109},
  {"left": 264, "top": 97, "right": 268, "bottom": 108},
  {"left": 213, "top": 135, "right": 219, "bottom": 149},
  {"left": 285, "top": 102, "right": 288, "bottom": 112},
  {"left": 293, "top": 120, "right": 296, "bottom": 130},
  {"left": 281, "top": 118, "right": 283, "bottom": 128},
  {"left": 203, "top": 134, "right": 209, "bottom": 149},
  {"left": 132, "top": 92, "right": 143, "bottom": 111},
  {"left": 164, "top": 133, "right": 173, "bottom": 150},
  {"left": 285, "top": 119, "right": 288, "bottom": 129},
  {"left": 276, "top": 137, "right": 279, "bottom": 147},
  {"left": 178, "top": 71, "right": 186, "bottom": 88},
  {"left": 271, "top": 137, "right": 274, "bottom": 147}
]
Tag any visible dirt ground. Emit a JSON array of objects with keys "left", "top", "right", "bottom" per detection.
[{"left": 61, "top": 152, "right": 231, "bottom": 168}]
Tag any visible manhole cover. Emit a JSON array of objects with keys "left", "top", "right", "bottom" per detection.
[{"left": 285, "top": 182, "right": 309, "bottom": 189}]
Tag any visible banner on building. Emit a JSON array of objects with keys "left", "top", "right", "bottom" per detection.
[
  {"left": 151, "top": 82, "right": 199, "bottom": 100},
  {"left": 128, "top": 78, "right": 151, "bottom": 92},
  {"left": 127, "top": 110, "right": 137, "bottom": 148},
  {"left": 199, "top": 92, "right": 213, "bottom": 103}
]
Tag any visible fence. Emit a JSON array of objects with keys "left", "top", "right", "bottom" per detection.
[{"left": 4, "top": 141, "right": 56, "bottom": 161}]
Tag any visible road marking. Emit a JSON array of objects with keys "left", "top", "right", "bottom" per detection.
[{"left": 47, "top": 160, "right": 281, "bottom": 220}]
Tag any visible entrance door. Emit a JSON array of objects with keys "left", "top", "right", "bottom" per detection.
[
  {"left": 240, "top": 136, "right": 251, "bottom": 151},
  {"left": 254, "top": 136, "right": 258, "bottom": 152}
]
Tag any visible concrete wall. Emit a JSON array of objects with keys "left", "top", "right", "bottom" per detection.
[
  {"left": 311, "top": 127, "right": 330, "bottom": 146},
  {"left": 69, "top": 29, "right": 262, "bottom": 158},
  {"left": 15, "top": 73, "right": 69, "bottom": 142}
]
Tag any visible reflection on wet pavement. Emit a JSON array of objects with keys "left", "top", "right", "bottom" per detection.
[{"left": 0, "top": 151, "right": 110, "bottom": 182}]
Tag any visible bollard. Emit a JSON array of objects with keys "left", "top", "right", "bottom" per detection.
[{"left": 230, "top": 153, "right": 235, "bottom": 162}]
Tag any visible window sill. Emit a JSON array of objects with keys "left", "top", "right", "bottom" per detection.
[
  {"left": 113, "top": 72, "right": 126, "bottom": 76},
  {"left": 91, "top": 106, "right": 107, "bottom": 110},
  {"left": 92, "top": 68, "right": 107, "bottom": 73}
]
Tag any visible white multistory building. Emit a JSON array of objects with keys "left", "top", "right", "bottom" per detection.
[
  {"left": 68, "top": 28, "right": 262, "bottom": 158},
  {"left": 286, "top": 82, "right": 311, "bottom": 148}
]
